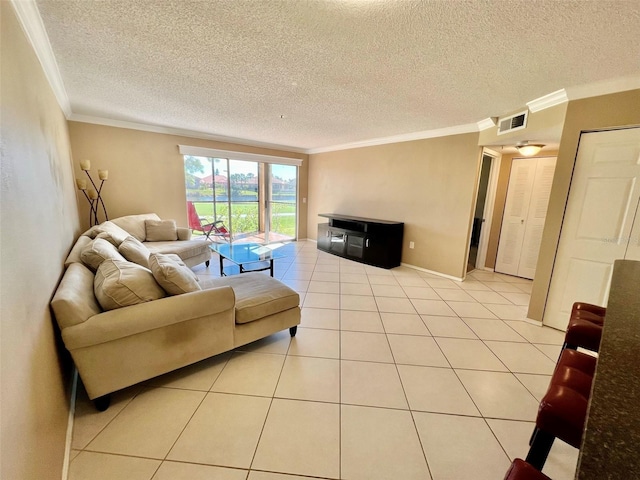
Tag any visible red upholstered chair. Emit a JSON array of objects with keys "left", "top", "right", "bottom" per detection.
[
  {"left": 503, "top": 459, "right": 551, "bottom": 480},
  {"left": 563, "top": 302, "right": 605, "bottom": 353},
  {"left": 526, "top": 349, "right": 597, "bottom": 470},
  {"left": 186, "top": 201, "right": 230, "bottom": 242},
  {"left": 571, "top": 302, "right": 606, "bottom": 319}
]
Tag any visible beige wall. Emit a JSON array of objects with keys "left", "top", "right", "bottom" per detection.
[
  {"left": 1, "top": 4, "right": 81, "bottom": 479},
  {"left": 307, "top": 133, "right": 481, "bottom": 278},
  {"left": 529, "top": 89, "right": 640, "bottom": 322},
  {"left": 68, "top": 123, "right": 309, "bottom": 237}
]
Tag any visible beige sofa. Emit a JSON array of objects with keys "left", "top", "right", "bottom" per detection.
[
  {"left": 66, "top": 213, "right": 212, "bottom": 269},
  {"left": 51, "top": 214, "right": 300, "bottom": 410}
]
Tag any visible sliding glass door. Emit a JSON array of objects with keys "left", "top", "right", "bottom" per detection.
[
  {"left": 184, "top": 155, "right": 297, "bottom": 243},
  {"left": 266, "top": 164, "right": 297, "bottom": 243},
  {"left": 228, "top": 159, "right": 260, "bottom": 238}
]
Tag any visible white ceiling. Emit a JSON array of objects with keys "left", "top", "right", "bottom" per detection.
[{"left": 30, "top": 0, "right": 640, "bottom": 153}]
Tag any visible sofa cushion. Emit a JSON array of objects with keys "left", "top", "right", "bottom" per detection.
[
  {"left": 118, "top": 236, "right": 151, "bottom": 268},
  {"left": 111, "top": 213, "right": 161, "bottom": 242},
  {"left": 145, "top": 239, "right": 210, "bottom": 261},
  {"left": 64, "top": 235, "right": 93, "bottom": 267},
  {"left": 145, "top": 219, "right": 178, "bottom": 242},
  {"left": 148, "top": 253, "right": 201, "bottom": 295},
  {"left": 177, "top": 227, "right": 192, "bottom": 241},
  {"left": 163, "top": 254, "right": 199, "bottom": 281},
  {"left": 51, "top": 262, "right": 102, "bottom": 328},
  {"left": 96, "top": 231, "right": 123, "bottom": 247},
  {"left": 94, "top": 259, "right": 166, "bottom": 311},
  {"left": 81, "top": 237, "right": 126, "bottom": 272},
  {"left": 202, "top": 273, "right": 299, "bottom": 324},
  {"left": 84, "top": 221, "right": 130, "bottom": 244}
]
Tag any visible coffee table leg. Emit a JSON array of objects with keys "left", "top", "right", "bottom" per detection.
[
  {"left": 270, "top": 259, "right": 274, "bottom": 277},
  {"left": 219, "top": 254, "right": 224, "bottom": 277}
]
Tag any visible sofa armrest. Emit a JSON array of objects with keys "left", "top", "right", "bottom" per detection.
[
  {"left": 62, "top": 285, "right": 235, "bottom": 349},
  {"left": 177, "top": 227, "right": 191, "bottom": 241}
]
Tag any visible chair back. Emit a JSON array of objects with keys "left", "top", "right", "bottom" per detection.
[{"left": 186, "top": 201, "right": 203, "bottom": 231}]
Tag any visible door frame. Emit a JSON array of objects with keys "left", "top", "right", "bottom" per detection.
[{"left": 475, "top": 148, "right": 502, "bottom": 270}]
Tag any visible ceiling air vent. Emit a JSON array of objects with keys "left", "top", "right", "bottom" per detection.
[{"left": 497, "top": 110, "right": 528, "bottom": 135}]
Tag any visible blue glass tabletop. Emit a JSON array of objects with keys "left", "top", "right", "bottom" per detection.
[{"left": 209, "top": 242, "right": 288, "bottom": 265}]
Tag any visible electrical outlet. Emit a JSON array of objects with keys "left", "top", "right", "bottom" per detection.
[{"left": 409, "top": 241, "right": 415, "bottom": 249}]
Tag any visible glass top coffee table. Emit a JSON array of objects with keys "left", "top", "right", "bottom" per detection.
[{"left": 209, "top": 242, "right": 288, "bottom": 277}]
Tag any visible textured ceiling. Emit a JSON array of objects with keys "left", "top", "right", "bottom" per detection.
[{"left": 35, "top": 0, "right": 640, "bottom": 152}]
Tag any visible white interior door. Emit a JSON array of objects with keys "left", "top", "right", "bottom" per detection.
[
  {"left": 543, "top": 127, "right": 640, "bottom": 330},
  {"left": 518, "top": 157, "right": 557, "bottom": 279},
  {"left": 495, "top": 159, "right": 536, "bottom": 276},
  {"left": 495, "top": 157, "right": 556, "bottom": 279}
]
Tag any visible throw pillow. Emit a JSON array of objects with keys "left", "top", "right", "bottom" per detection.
[
  {"left": 164, "top": 253, "right": 199, "bottom": 282},
  {"left": 80, "top": 237, "right": 126, "bottom": 272},
  {"left": 111, "top": 213, "right": 161, "bottom": 242},
  {"left": 145, "top": 219, "right": 178, "bottom": 242},
  {"left": 94, "top": 259, "right": 166, "bottom": 311},
  {"left": 118, "top": 235, "right": 152, "bottom": 268},
  {"left": 148, "top": 253, "right": 201, "bottom": 295}
]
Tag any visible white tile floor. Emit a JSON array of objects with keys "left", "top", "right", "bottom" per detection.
[{"left": 68, "top": 241, "right": 579, "bottom": 480}]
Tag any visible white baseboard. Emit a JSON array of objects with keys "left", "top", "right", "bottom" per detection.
[
  {"left": 400, "top": 263, "right": 464, "bottom": 282},
  {"left": 520, "top": 317, "right": 543, "bottom": 326},
  {"left": 61, "top": 368, "right": 78, "bottom": 480}
]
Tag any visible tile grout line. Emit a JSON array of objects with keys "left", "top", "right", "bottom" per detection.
[
  {"left": 245, "top": 342, "right": 290, "bottom": 475},
  {"left": 380, "top": 295, "right": 435, "bottom": 480},
  {"left": 77, "top": 384, "right": 144, "bottom": 454}
]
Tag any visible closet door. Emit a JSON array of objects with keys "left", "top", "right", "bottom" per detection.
[
  {"left": 495, "top": 157, "right": 556, "bottom": 279},
  {"left": 517, "top": 157, "right": 557, "bottom": 279},
  {"left": 543, "top": 127, "right": 640, "bottom": 330},
  {"left": 494, "top": 159, "right": 536, "bottom": 276}
]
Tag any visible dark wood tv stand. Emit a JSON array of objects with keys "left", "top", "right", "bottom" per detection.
[{"left": 317, "top": 213, "right": 404, "bottom": 269}]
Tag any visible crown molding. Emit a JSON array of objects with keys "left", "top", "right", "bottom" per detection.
[
  {"left": 11, "top": 0, "right": 71, "bottom": 116},
  {"left": 477, "top": 117, "right": 497, "bottom": 131},
  {"left": 306, "top": 123, "right": 480, "bottom": 154},
  {"left": 526, "top": 89, "right": 568, "bottom": 113},
  {"left": 68, "top": 113, "right": 308, "bottom": 154},
  {"left": 565, "top": 74, "right": 640, "bottom": 101}
]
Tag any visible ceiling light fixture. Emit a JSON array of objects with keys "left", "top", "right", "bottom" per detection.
[{"left": 516, "top": 141, "right": 545, "bottom": 157}]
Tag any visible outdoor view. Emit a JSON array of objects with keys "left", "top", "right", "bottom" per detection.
[{"left": 184, "top": 155, "right": 297, "bottom": 242}]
